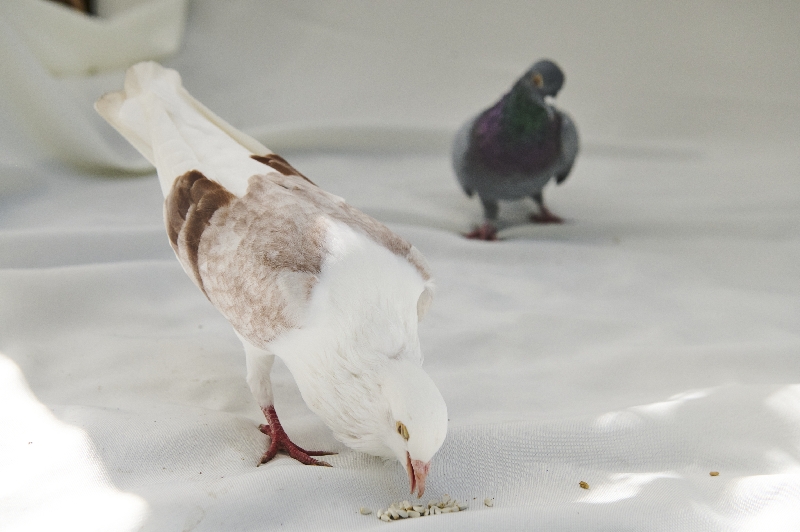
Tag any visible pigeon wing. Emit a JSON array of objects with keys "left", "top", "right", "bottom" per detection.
[
  {"left": 97, "top": 61, "right": 432, "bottom": 348},
  {"left": 166, "top": 163, "right": 432, "bottom": 348}
]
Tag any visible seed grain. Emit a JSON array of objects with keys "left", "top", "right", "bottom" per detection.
[{"left": 372, "top": 495, "right": 469, "bottom": 521}]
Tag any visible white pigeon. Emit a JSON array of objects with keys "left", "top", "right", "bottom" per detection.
[{"left": 95, "top": 61, "right": 447, "bottom": 497}]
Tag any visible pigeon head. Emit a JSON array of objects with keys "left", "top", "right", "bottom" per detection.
[
  {"left": 381, "top": 360, "right": 448, "bottom": 498},
  {"left": 521, "top": 59, "right": 564, "bottom": 97}
]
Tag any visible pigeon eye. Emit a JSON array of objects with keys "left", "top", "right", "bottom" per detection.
[
  {"left": 531, "top": 72, "right": 544, "bottom": 88},
  {"left": 396, "top": 421, "right": 409, "bottom": 441}
]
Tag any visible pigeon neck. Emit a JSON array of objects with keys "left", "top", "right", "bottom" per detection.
[
  {"left": 500, "top": 82, "right": 549, "bottom": 140},
  {"left": 468, "top": 84, "right": 562, "bottom": 174}
]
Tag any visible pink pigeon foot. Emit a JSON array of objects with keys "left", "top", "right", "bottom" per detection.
[
  {"left": 529, "top": 206, "right": 564, "bottom": 224},
  {"left": 258, "top": 405, "right": 335, "bottom": 466},
  {"left": 464, "top": 222, "right": 499, "bottom": 241}
]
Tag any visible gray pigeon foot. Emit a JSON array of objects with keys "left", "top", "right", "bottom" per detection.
[
  {"left": 530, "top": 208, "right": 564, "bottom": 224},
  {"left": 464, "top": 222, "right": 499, "bottom": 241}
]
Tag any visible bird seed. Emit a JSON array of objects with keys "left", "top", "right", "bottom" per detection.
[
  {"left": 710, "top": 471, "right": 719, "bottom": 476},
  {"left": 373, "top": 495, "right": 470, "bottom": 522},
  {"left": 579, "top": 481, "right": 590, "bottom": 489},
  {"left": 360, "top": 507, "right": 372, "bottom": 515}
]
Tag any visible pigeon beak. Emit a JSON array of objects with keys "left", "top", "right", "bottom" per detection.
[{"left": 406, "top": 452, "right": 431, "bottom": 498}]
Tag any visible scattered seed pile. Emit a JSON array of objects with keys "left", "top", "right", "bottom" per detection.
[{"left": 375, "top": 494, "right": 468, "bottom": 522}]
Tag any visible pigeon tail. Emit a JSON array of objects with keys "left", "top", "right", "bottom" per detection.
[{"left": 95, "top": 61, "right": 270, "bottom": 197}]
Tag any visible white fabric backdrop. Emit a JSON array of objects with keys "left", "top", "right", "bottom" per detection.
[
  {"left": 1, "top": 1, "right": 800, "bottom": 530},
  {"left": 0, "top": 0, "right": 187, "bottom": 170}
]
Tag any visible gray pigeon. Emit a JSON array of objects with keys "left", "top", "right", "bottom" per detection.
[{"left": 452, "top": 59, "right": 579, "bottom": 240}]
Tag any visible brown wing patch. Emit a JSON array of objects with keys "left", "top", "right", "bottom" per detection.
[
  {"left": 165, "top": 170, "right": 235, "bottom": 292},
  {"left": 252, "top": 154, "right": 316, "bottom": 186},
  {"left": 197, "top": 175, "right": 327, "bottom": 346}
]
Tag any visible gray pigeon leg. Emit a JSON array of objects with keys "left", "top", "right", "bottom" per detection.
[
  {"left": 480, "top": 197, "right": 499, "bottom": 222},
  {"left": 530, "top": 191, "right": 564, "bottom": 224},
  {"left": 464, "top": 197, "right": 500, "bottom": 240}
]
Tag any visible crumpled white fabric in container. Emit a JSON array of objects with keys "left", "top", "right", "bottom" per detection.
[
  {"left": 3, "top": 0, "right": 187, "bottom": 77},
  {"left": 0, "top": 0, "right": 187, "bottom": 171}
]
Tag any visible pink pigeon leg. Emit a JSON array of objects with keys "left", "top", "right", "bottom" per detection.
[
  {"left": 258, "top": 405, "right": 335, "bottom": 467},
  {"left": 240, "top": 337, "right": 334, "bottom": 467}
]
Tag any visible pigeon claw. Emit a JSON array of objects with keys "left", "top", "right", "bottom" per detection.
[
  {"left": 258, "top": 406, "right": 335, "bottom": 467},
  {"left": 464, "top": 222, "right": 499, "bottom": 241},
  {"left": 529, "top": 207, "right": 564, "bottom": 224}
]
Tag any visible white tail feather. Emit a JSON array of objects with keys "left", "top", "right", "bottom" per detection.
[{"left": 95, "top": 61, "right": 271, "bottom": 197}]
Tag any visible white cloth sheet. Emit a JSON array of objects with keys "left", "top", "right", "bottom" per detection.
[
  {"left": 1, "top": 1, "right": 800, "bottom": 530},
  {"left": 0, "top": 0, "right": 187, "bottom": 171}
]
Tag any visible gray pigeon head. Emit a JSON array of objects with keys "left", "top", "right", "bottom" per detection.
[{"left": 522, "top": 59, "right": 565, "bottom": 97}]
